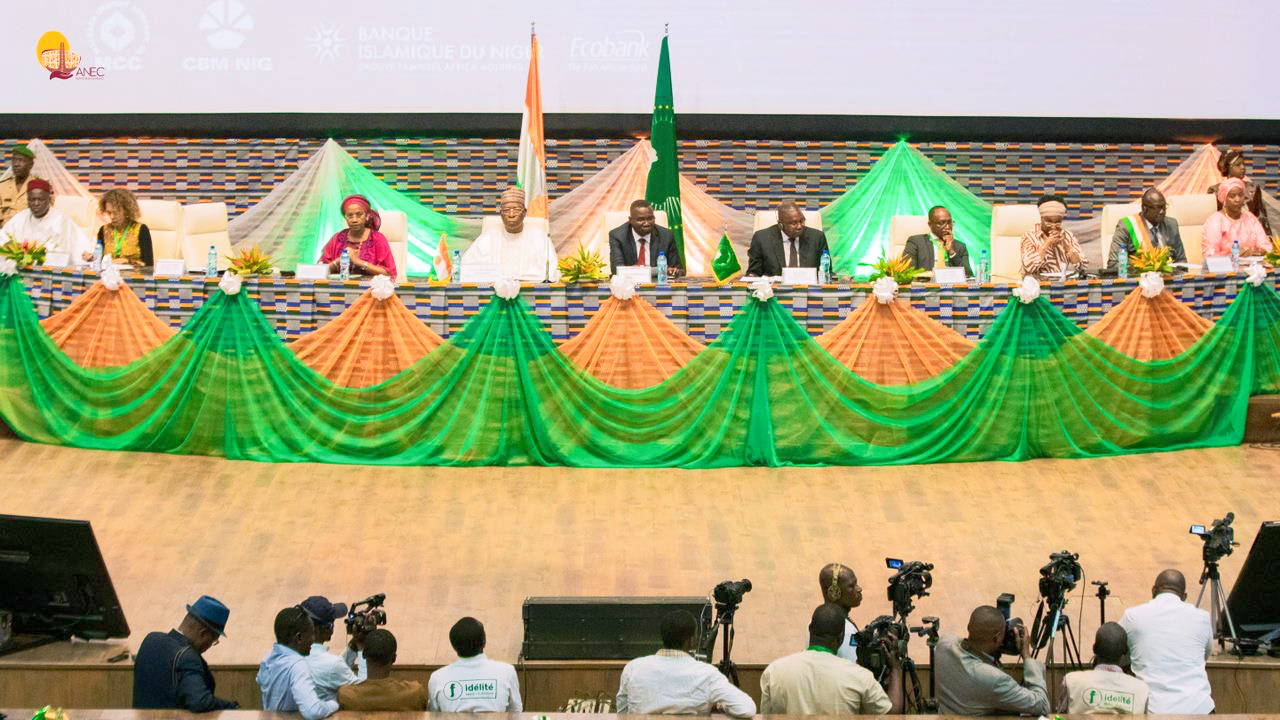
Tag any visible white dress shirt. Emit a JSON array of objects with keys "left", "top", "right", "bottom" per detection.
[
  {"left": 632, "top": 228, "right": 650, "bottom": 266},
  {"left": 837, "top": 617, "right": 859, "bottom": 662},
  {"left": 1118, "top": 592, "right": 1214, "bottom": 714},
  {"left": 615, "top": 648, "right": 756, "bottom": 718},
  {"left": 426, "top": 652, "right": 522, "bottom": 712},
  {"left": 256, "top": 643, "right": 339, "bottom": 720},
  {"left": 307, "top": 642, "right": 358, "bottom": 702}
]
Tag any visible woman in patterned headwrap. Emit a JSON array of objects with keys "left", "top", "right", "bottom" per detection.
[
  {"left": 1208, "top": 148, "right": 1269, "bottom": 233},
  {"left": 317, "top": 194, "right": 396, "bottom": 277}
]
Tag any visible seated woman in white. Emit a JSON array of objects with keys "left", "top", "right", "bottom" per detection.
[{"left": 461, "top": 186, "right": 560, "bottom": 282}]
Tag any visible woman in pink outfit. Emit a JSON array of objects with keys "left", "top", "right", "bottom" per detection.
[{"left": 1201, "top": 177, "right": 1269, "bottom": 257}]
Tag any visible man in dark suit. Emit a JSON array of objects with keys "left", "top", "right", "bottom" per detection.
[
  {"left": 1104, "top": 188, "right": 1187, "bottom": 274},
  {"left": 133, "top": 595, "right": 239, "bottom": 712},
  {"left": 608, "top": 199, "right": 684, "bottom": 276},
  {"left": 746, "top": 201, "right": 830, "bottom": 277},
  {"left": 903, "top": 206, "right": 973, "bottom": 276}
]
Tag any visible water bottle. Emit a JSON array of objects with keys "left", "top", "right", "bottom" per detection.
[
  {"left": 1117, "top": 246, "right": 1128, "bottom": 279},
  {"left": 451, "top": 250, "right": 461, "bottom": 283},
  {"left": 1230, "top": 240, "right": 1240, "bottom": 273},
  {"left": 339, "top": 248, "right": 351, "bottom": 280},
  {"left": 93, "top": 239, "right": 104, "bottom": 267},
  {"left": 656, "top": 252, "right": 668, "bottom": 287},
  {"left": 819, "top": 249, "right": 831, "bottom": 284},
  {"left": 978, "top": 250, "right": 990, "bottom": 284},
  {"left": 206, "top": 245, "right": 217, "bottom": 276}
]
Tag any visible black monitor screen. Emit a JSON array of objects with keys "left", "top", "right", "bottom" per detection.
[{"left": 1226, "top": 521, "right": 1280, "bottom": 642}]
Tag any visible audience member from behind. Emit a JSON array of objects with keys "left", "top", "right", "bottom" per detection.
[
  {"left": 760, "top": 602, "right": 899, "bottom": 714},
  {"left": 427, "top": 616, "right": 522, "bottom": 712},
  {"left": 299, "top": 596, "right": 357, "bottom": 703},
  {"left": 257, "top": 606, "right": 339, "bottom": 720},
  {"left": 615, "top": 609, "right": 756, "bottom": 718},
  {"left": 819, "top": 562, "right": 863, "bottom": 662},
  {"left": 1058, "top": 622, "right": 1149, "bottom": 714},
  {"left": 935, "top": 605, "right": 1050, "bottom": 715},
  {"left": 338, "top": 629, "right": 427, "bottom": 711},
  {"left": 1118, "top": 569, "right": 1213, "bottom": 714},
  {"left": 97, "top": 188, "right": 153, "bottom": 266},
  {"left": 132, "top": 595, "right": 238, "bottom": 712}
]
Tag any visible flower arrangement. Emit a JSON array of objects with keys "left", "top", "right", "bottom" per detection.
[
  {"left": 556, "top": 244, "right": 608, "bottom": 284},
  {"left": 1266, "top": 235, "right": 1280, "bottom": 268},
  {"left": 1130, "top": 245, "right": 1174, "bottom": 275},
  {"left": 867, "top": 254, "right": 926, "bottom": 285},
  {"left": 228, "top": 246, "right": 274, "bottom": 276},
  {"left": 1, "top": 233, "right": 47, "bottom": 269}
]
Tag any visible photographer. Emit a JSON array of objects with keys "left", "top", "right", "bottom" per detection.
[
  {"left": 1118, "top": 569, "right": 1213, "bottom": 714},
  {"left": 935, "top": 606, "right": 1049, "bottom": 715},
  {"left": 298, "top": 596, "right": 358, "bottom": 702},
  {"left": 616, "top": 610, "right": 755, "bottom": 718},
  {"left": 761, "top": 603, "right": 900, "bottom": 715},
  {"left": 819, "top": 562, "right": 863, "bottom": 661}
]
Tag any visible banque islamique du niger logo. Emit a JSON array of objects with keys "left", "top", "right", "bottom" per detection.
[{"left": 36, "top": 30, "right": 105, "bottom": 80}]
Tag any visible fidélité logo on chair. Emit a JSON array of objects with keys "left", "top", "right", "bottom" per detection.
[{"left": 35, "top": 31, "right": 106, "bottom": 80}]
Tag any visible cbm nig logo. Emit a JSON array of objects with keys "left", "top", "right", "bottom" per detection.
[{"left": 37, "top": 31, "right": 105, "bottom": 79}]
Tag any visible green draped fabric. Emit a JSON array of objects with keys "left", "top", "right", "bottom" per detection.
[{"left": 1, "top": 274, "right": 1279, "bottom": 467}]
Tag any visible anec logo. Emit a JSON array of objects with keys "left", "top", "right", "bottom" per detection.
[{"left": 36, "top": 31, "right": 107, "bottom": 80}]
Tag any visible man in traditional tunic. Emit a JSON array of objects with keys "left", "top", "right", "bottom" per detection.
[
  {"left": 1, "top": 178, "right": 93, "bottom": 263},
  {"left": 462, "top": 186, "right": 560, "bottom": 282}
]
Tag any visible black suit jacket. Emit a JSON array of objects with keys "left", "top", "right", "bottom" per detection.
[
  {"left": 1105, "top": 215, "right": 1187, "bottom": 273},
  {"left": 746, "top": 225, "right": 830, "bottom": 277},
  {"left": 133, "top": 630, "right": 238, "bottom": 712},
  {"left": 903, "top": 234, "right": 973, "bottom": 276},
  {"left": 608, "top": 222, "right": 685, "bottom": 275}
]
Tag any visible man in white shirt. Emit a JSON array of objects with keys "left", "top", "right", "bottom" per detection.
[
  {"left": 0, "top": 178, "right": 92, "bottom": 264},
  {"left": 256, "top": 607, "right": 339, "bottom": 720},
  {"left": 427, "top": 616, "right": 522, "bottom": 712},
  {"left": 460, "top": 186, "right": 560, "bottom": 282},
  {"left": 298, "top": 596, "right": 357, "bottom": 702},
  {"left": 761, "top": 602, "right": 899, "bottom": 714},
  {"left": 819, "top": 562, "right": 863, "bottom": 663},
  {"left": 1118, "top": 569, "right": 1214, "bottom": 714},
  {"left": 1059, "top": 622, "right": 1150, "bottom": 714},
  {"left": 615, "top": 609, "right": 755, "bottom": 718}
]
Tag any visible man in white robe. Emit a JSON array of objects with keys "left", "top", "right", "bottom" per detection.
[
  {"left": 1, "top": 178, "right": 93, "bottom": 264},
  {"left": 461, "top": 186, "right": 560, "bottom": 282}
]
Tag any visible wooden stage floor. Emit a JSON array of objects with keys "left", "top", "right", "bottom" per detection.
[{"left": 2, "top": 437, "right": 1278, "bottom": 669}]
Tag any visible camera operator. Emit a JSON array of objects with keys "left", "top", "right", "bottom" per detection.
[
  {"left": 761, "top": 603, "right": 901, "bottom": 715},
  {"left": 819, "top": 562, "right": 863, "bottom": 661},
  {"left": 935, "top": 606, "right": 1049, "bottom": 715},
  {"left": 1118, "top": 569, "right": 1213, "bottom": 714},
  {"left": 298, "top": 596, "right": 358, "bottom": 702},
  {"left": 1058, "top": 623, "right": 1149, "bottom": 714}
]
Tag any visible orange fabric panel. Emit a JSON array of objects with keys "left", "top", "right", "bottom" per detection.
[
  {"left": 559, "top": 296, "right": 704, "bottom": 389},
  {"left": 289, "top": 291, "right": 444, "bottom": 387},
  {"left": 817, "top": 295, "right": 975, "bottom": 385},
  {"left": 1086, "top": 287, "right": 1213, "bottom": 361},
  {"left": 40, "top": 282, "right": 175, "bottom": 367}
]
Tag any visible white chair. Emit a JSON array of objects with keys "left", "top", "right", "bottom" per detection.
[
  {"left": 1097, "top": 200, "right": 1141, "bottom": 269},
  {"left": 1167, "top": 194, "right": 1217, "bottom": 266},
  {"left": 181, "top": 202, "right": 233, "bottom": 273},
  {"left": 989, "top": 204, "right": 1041, "bottom": 280},
  {"left": 597, "top": 210, "right": 670, "bottom": 265},
  {"left": 379, "top": 209, "right": 409, "bottom": 284},
  {"left": 888, "top": 215, "right": 930, "bottom": 261},
  {"left": 137, "top": 199, "right": 184, "bottom": 264},
  {"left": 751, "top": 208, "right": 824, "bottom": 233},
  {"left": 54, "top": 195, "right": 98, "bottom": 241}
]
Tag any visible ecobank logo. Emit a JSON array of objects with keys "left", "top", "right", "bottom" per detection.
[{"left": 568, "top": 30, "right": 649, "bottom": 72}]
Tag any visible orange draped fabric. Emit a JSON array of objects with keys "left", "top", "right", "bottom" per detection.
[
  {"left": 289, "top": 291, "right": 444, "bottom": 387},
  {"left": 1086, "top": 287, "right": 1214, "bottom": 361},
  {"left": 817, "top": 295, "right": 975, "bottom": 385},
  {"left": 39, "top": 281, "right": 175, "bottom": 367},
  {"left": 559, "top": 296, "right": 704, "bottom": 389}
]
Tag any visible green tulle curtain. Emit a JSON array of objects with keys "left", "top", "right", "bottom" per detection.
[
  {"left": 1, "top": 274, "right": 1279, "bottom": 467},
  {"left": 822, "top": 141, "right": 994, "bottom": 278}
]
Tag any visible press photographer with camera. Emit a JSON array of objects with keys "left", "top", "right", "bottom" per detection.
[
  {"left": 1118, "top": 569, "right": 1214, "bottom": 714},
  {"left": 934, "top": 605, "right": 1050, "bottom": 715},
  {"left": 760, "top": 603, "right": 901, "bottom": 715},
  {"left": 818, "top": 562, "right": 863, "bottom": 661},
  {"left": 298, "top": 596, "right": 358, "bottom": 703}
]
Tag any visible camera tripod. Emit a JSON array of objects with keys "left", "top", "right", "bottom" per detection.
[
  {"left": 700, "top": 604, "right": 741, "bottom": 686},
  {"left": 1030, "top": 595, "right": 1083, "bottom": 670},
  {"left": 905, "top": 616, "right": 941, "bottom": 713},
  {"left": 1195, "top": 557, "right": 1240, "bottom": 652}
]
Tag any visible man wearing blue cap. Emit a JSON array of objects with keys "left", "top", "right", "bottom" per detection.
[
  {"left": 132, "top": 595, "right": 238, "bottom": 712},
  {"left": 300, "top": 596, "right": 359, "bottom": 702}
]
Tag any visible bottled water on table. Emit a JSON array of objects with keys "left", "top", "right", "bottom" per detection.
[
  {"left": 1117, "top": 246, "right": 1128, "bottom": 278},
  {"left": 819, "top": 249, "right": 831, "bottom": 283},
  {"left": 206, "top": 245, "right": 217, "bottom": 276},
  {"left": 977, "top": 249, "right": 990, "bottom": 284},
  {"left": 1231, "top": 240, "right": 1240, "bottom": 272},
  {"left": 656, "top": 252, "right": 668, "bottom": 286},
  {"left": 452, "top": 250, "right": 462, "bottom": 282},
  {"left": 339, "top": 249, "right": 350, "bottom": 280}
]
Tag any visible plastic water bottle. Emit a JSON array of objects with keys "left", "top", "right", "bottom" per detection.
[
  {"left": 656, "top": 252, "right": 668, "bottom": 286},
  {"left": 1230, "top": 240, "right": 1240, "bottom": 273},
  {"left": 819, "top": 249, "right": 831, "bottom": 284},
  {"left": 93, "top": 239, "right": 104, "bottom": 267},
  {"left": 1117, "top": 246, "right": 1128, "bottom": 279},
  {"left": 978, "top": 250, "right": 990, "bottom": 284},
  {"left": 451, "top": 250, "right": 461, "bottom": 283},
  {"left": 206, "top": 245, "right": 217, "bottom": 276},
  {"left": 339, "top": 248, "right": 351, "bottom": 280}
]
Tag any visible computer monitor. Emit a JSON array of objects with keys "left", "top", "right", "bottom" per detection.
[
  {"left": 0, "top": 514, "right": 129, "bottom": 655},
  {"left": 1225, "top": 521, "right": 1280, "bottom": 643}
]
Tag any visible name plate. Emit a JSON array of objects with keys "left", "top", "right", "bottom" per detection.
[
  {"left": 934, "top": 267, "right": 966, "bottom": 285},
  {"left": 1203, "top": 256, "right": 1233, "bottom": 274},
  {"left": 295, "top": 263, "right": 330, "bottom": 281},
  {"left": 460, "top": 263, "right": 502, "bottom": 284},
  {"left": 615, "top": 266, "right": 652, "bottom": 284},
  {"left": 782, "top": 267, "right": 818, "bottom": 285},
  {"left": 153, "top": 259, "right": 186, "bottom": 278},
  {"left": 43, "top": 252, "right": 71, "bottom": 268}
]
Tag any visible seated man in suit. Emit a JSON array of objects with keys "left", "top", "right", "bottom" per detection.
[
  {"left": 904, "top": 206, "right": 972, "bottom": 276},
  {"left": 746, "top": 201, "right": 830, "bottom": 277},
  {"left": 1105, "top": 188, "right": 1187, "bottom": 274},
  {"left": 608, "top": 199, "right": 684, "bottom": 277}
]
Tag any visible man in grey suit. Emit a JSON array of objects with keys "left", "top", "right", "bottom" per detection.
[
  {"left": 746, "top": 201, "right": 830, "bottom": 277},
  {"left": 1105, "top": 188, "right": 1187, "bottom": 274},
  {"left": 903, "top": 206, "right": 973, "bottom": 276},
  {"left": 608, "top": 199, "right": 684, "bottom": 277}
]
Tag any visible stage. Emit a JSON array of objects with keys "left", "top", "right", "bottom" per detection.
[{"left": 1, "top": 435, "right": 1278, "bottom": 710}]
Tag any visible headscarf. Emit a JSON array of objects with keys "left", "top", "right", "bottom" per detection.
[
  {"left": 26, "top": 178, "right": 52, "bottom": 193},
  {"left": 340, "top": 194, "right": 381, "bottom": 231},
  {"left": 1217, "top": 177, "right": 1246, "bottom": 204},
  {"left": 1217, "top": 148, "right": 1244, "bottom": 177},
  {"left": 13, "top": 145, "right": 34, "bottom": 160},
  {"left": 1037, "top": 200, "right": 1067, "bottom": 219},
  {"left": 499, "top": 185, "right": 526, "bottom": 207}
]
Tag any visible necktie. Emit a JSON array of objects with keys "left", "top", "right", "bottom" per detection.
[
  {"left": 636, "top": 237, "right": 648, "bottom": 266},
  {"left": 788, "top": 237, "right": 798, "bottom": 268}
]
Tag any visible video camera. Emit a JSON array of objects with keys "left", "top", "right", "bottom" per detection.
[
  {"left": 855, "top": 614, "right": 908, "bottom": 680},
  {"left": 995, "top": 592, "right": 1024, "bottom": 657},
  {"left": 345, "top": 593, "right": 387, "bottom": 635},
  {"left": 713, "top": 579, "right": 752, "bottom": 613},
  {"left": 1038, "top": 550, "right": 1082, "bottom": 606},
  {"left": 1191, "top": 513, "right": 1237, "bottom": 563},
  {"left": 886, "top": 558, "right": 933, "bottom": 619}
]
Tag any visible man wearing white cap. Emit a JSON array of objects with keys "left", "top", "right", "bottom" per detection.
[
  {"left": 1020, "top": 194, "right": 1086, "bottom": 279},
  {"left": 461, "top": 185, "right": 561, "bottom": 282}
]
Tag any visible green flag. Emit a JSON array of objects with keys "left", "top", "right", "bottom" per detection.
[
  {"left": 712, "top": 232, "right": 741, "bottom": 283},
  {"left": 645, "top": 34, "right": 684, "bottom": 268}
]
